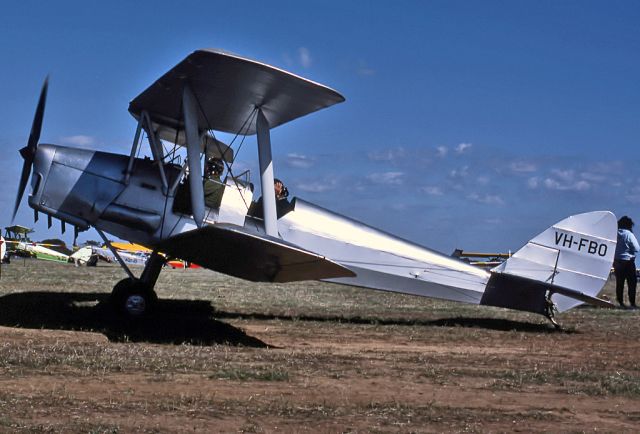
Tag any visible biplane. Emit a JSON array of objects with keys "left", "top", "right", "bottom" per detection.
[
  {"left": 4, "top": 225, "right": 35, "bottom": 242},
  {"left": 13, "top": 49, "right": 618, "bottom": 325},
  {"left": 2, "top": 225, "right": 70, "bottom": 262},
  {"left": 3, "top": 225, "right": 35, "bottom": 258}
]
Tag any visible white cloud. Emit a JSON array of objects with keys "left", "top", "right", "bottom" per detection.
[
  {"left": 366, "top": 171, "right": 404, "bottom": 185},
  {"left": 367, "top": 147, "right": 406, "bottom": 162},
  {"left": 357, "top": 67, "right": 375, "bottom": 76},
  {"left": 540, "top": 169, "right": 591, "bottom": 191},
  {"left": 476, "top": 176, "right": 490, "bottom": 186},
  {"left": 60, "top": 135, "right": 95, "bottom": 147},
  {"left": 550, "top": 169, "right": 575, "bottom": 182},
  {"left": 626, "top": 186, "right": 640, "bottom": 204},
  {"left": 420, "top": 186, "right": 443, "bottom": 196},
  {"left": 449, "top": 165, "right": 469, "bottom": 179},
  {"left": 579, "top": 171, "right": 606, "bottom": 183},
  {"left": 455, "top": 143, "right": 472, "bottom": 154},
  {"left": 390, "top": 203, "right": 408, "bottom": 211},
  {"left": 509, "top": 161, "right": 537, "bottom": 173},
  {"left": 285, "top": 153, "right": 314, "bottom": 169},
  {"left": 297, "top": 178, "right": 337, "bottom": 193},
  {"left": 435, "top": 146, "right": 448, "bottom": 158},
  {"left": 298, "top": 47, "right": 312, "bottom": 68},
  {"left": 527, "top": 177, "right": 539, "bottom": 189},
  {"left": 467, "top": 192, "right": 504, "bottom": 205},
  {"left": 543, "top": 178, "right": 590, "bottom": 191}
]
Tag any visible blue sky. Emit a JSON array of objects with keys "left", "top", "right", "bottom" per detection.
[{"left": 1, "top": 0, "right": 639, "bottom": 253}]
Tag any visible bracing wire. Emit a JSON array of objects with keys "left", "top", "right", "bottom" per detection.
[{"left": 189, "top": 89, "right": 259, "bottom": 212}]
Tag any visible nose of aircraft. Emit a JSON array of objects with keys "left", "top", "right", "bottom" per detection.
[{"left": 13, "top": 77, "right": 48, "bottom": 222}]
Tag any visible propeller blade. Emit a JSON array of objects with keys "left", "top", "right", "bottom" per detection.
[
  {"left": 12, "top": 77, "right": 49, "bottom": 223},
  {"left": 12, "top": 159, "right": 32, "bottom": 222},
  {"left": 28, "top": 77, "right": 48, "bottom": 153}
]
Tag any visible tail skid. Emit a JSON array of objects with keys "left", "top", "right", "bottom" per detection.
[{"left": 481, "top": 211, "right": 617, "bottom": 317}]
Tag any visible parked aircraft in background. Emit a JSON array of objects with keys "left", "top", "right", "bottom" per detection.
[
  {"left": 2, "top": 227, "right": 70, "bottom": 263},
  {"left": 12, "top": 49, "right": 617, "bottom": 326},
  {"left": 91, "top": 246, "right": 148, "bottom": 266},
  {"left": 3, "top": 225, "right": 34, "bottom": 257},
  {"left": 69, "top": 245, "right": 147, "bottom": 267},
  {"left": 16, "top": 241, "right": 69, "bottom": 263}
]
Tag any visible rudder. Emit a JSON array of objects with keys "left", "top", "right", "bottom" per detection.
[{"left": 481, "top": 211, "right": 617, "bottom": 314}]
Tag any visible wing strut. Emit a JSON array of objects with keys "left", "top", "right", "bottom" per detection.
[
  {"left": 256, "top": 109, "right": 278, "bottom": 237},
  {"left": 96, "top": 228, "right": 136, "bottom": 281},
  {"left": 182, "top": 85, "right": 205, "bottom": 228},
  {"left": 124, "top": 119, "right": 142, "bottom": 185},
  {"left": 141, "top": 111, "right": 169, "bottom": 194}
]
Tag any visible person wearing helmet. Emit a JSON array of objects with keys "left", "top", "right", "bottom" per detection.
[
  {"left": 249, "top": 178, "right": 292, "bottom": 219},
  {"left": 274, "top": 178, "right": 289, "bottom": 201},
  {"left": 204, "top": 157, "right": 225, "bottom": 209}
]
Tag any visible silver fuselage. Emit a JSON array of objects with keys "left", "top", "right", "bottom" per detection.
[{"left": 30, "top": 144, "right": 490, "bottom": 304}]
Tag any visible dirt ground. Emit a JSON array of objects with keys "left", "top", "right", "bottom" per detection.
[{"left": 0, "top": 260, "right": 639, "bottom": 433}]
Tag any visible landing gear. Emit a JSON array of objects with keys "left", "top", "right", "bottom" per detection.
[
  {"left": 544, "top": 291, "right": 561, "bottom": 330},
  {"left": 111, "top": 278, "right": 158, "bottom": 318},
  {"left": 107, "top": 249, "right": 166, "bottom": 320}
]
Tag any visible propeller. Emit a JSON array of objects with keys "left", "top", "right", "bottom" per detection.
[{"left": 12, "top": 77, "right": 48, "bottom": 222}]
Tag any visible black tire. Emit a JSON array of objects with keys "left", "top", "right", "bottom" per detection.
[{"left": 110, "top": 278, "right": 157, "bottom": 319}]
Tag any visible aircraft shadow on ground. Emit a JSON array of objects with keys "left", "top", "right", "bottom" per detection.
[
  {"left": 0, "top": 292, "right": 569, "bottom": 344},
  {"left": 211, "top": 310, "right": 573, "bottom": 334},
  {"left": 0, "top": 292, "right": 269, "bottom": 347}
]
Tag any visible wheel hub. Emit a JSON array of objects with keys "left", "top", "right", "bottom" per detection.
[{"left": 124, "top": 294, "right": 147, "bottom": 316}]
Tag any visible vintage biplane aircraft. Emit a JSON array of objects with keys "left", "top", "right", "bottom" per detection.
[
  {"left": 3, "top": 225, "right": 34, "bottom": 258},
  {"left": 13, "top": 49, "right": 618, "bottom": 325},
  {"left": 2, "top": 225, "right": 70, "bottom": 262},
  {"left": 4, "top": 225, "right": 34, "bottom": 242}
]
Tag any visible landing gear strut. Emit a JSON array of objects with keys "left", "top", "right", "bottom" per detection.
[
  {"left": 110, "top": 250, "right": 165, "bottom": 319},
  {"left": 544, "top": 291, "right": 561, "bottom": 330}
]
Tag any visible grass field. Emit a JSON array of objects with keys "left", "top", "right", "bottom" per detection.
[{"left": 0, "top": 259, "right": 639, "bottom": 432}]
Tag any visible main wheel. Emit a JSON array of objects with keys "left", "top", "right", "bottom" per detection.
[{"left": 111, "top": 278, "right": 158, "bottom": 319}]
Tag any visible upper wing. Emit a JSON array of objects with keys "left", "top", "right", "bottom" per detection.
[
  {"left": 156, "top": 224, "right": 355, "bottom": 283},
  {"left": 128, "top": 49, "right": 345, "bottom": 136}
]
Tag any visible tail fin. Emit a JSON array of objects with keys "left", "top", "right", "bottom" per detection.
[{"left": 481, "top": 211, "right": 617, "bottom": 314}]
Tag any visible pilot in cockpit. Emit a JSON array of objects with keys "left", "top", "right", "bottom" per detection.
[
  {"left": 274, "top": 178, "right": 288, "bottom": 202},
  {"left": 204, "top": 157, "right": 225, "bottom": 208},
  {"left": 249, "top": 178, "right": 292, "bottom": 219}
]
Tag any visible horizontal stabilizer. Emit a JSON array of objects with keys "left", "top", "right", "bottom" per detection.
[
  {"left": 549, "top": 283, "right": 615, "bottom": 309},
  {"left": 481, "top": 272, "right": 615, "bottom": 315},
  {"left": 157, "top": 224, "right": 355, "bottom": 283}
]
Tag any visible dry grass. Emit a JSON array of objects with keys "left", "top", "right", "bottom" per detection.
[{"left": 0, "top": 259, "right": 639, "bottom": 432}]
